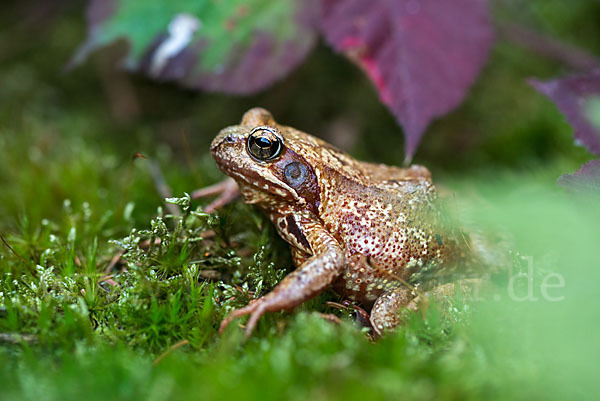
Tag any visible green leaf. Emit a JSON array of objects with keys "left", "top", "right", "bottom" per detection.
[{"left": 74, "top": 0, "right": 318, "bottom": 94}]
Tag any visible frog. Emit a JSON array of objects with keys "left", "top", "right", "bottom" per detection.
[{"left": 203, "top": 108, "right": 480, "bottom": 337}]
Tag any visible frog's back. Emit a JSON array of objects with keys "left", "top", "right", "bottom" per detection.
[
  {"left": 263, "top": 125, "right": 464, "bottom": 303},
  {"left": 319, "top": 163, "right": 457, "bottom": 303}
]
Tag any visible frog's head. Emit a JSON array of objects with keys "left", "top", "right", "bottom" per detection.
[{"left": 211, "top": 108, "right": 322, "bottom": 212}]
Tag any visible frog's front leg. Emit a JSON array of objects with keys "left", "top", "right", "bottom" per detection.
[
  {"left": 219, "top": 223, "right": 345, "bottom": 337},
  {"left": 191, "top": 177, "right": 239, "bottom": 213}
]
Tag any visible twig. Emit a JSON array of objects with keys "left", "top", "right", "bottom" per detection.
[
  {"left": 180, "top": 130, "right": 203, "bottom": 186},
  {"left": 0, "top": 234, "right": 37, "bottom": 277},
  {"left": 152, "top": 339, "right": 189, "bottom": 366},
  {"left": 148, "top": 160, "right": 181, "bottom": 217},
  {"left": 316, "top": 313, "right": 343, "bottom": 325},
  {"left": 324, "top": 301, "right": 349, "bottom": 310},
  {"left": 99, "top": 274, "right": 119, "bottom": 287},
  {"left": 104, "top": 249, "right": 125, "bottom": 274},
  {"left": 498, "top": 21, "right": 600, "bottom": 71}
]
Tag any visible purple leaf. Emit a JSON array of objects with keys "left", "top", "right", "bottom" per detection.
[
  {"left": 320, "top": 0, "right": 493, "bottom": 161},
  {"left": 530, "top": 69, "right": 600, "bottom": 156},
  {"left": 73, "top": 0, "right": 318, "bottom": 95},
  {"left": 557, "top": 159, "right": 600, "bottom": 195}
]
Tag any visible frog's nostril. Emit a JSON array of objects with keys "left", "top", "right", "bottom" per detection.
[{"left": 211, "top": 133, "right": 234, "bottom": 152}]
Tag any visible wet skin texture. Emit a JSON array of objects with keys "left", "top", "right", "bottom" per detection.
[{"left": 210, "top": 108, "right": 475, "bottom": 337}]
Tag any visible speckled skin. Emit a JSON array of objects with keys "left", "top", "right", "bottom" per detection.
[{"left": 211, "top": 108, "right": 471, "bottom": 337}]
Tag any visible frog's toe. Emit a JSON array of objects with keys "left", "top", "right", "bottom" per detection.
[
  {"left": 218, "top": 300, "right": 266, "bottom": 337},
  {"left": 244, "top": 304, "right": 268, "bottom": 338},
  {"left": 191, "top": 177, "right": 239, "bottom": 213},
  {"left": 219, "top": 304, "right": 254, "bottom": 334}
]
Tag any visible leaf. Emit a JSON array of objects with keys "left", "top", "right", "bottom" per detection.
[
  {"left": 557, "top": 159, "right": 600, "bottom": 195},
  {"left": 319, "top": 0, "right": 493, "bottom": 161},
  {"left": 530, "top": 69, "right": 600, "bottom": 156},
  {"left": 73, "top": 0, "right": 318, "bottom": 94}
]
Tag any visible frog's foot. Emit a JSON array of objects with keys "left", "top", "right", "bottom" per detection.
[
  {"left": 218, "top": 288, "right": 306, "bottom": 339},
  {"left": 191, "top": 177, "right": 239, "bottom": 213},
  {"left": 220, "top": 222, "right": 345, "bottom": 338},
  {"left": 370, "top": 279, "right": 484, "bottom": 337},
  {"left": 370, "top": 286, "right": 419, "bottom": 337},
  {"left": 219, "top": 299, "right": 268, "bottom": 338}
]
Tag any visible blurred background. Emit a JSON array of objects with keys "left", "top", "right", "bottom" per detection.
[{"left": 2, "top": 0, "right": 598, "bottom": 178}]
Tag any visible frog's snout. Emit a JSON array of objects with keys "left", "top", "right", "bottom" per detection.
[
  {"left": 210, "top": 133, "right": 226, "bottom": 152},
  {"left": 211, "top": 129, "right": 237, "bottom": 152},
  {"left": 210, "top": 128, "right": 248, "bottom": 173}
]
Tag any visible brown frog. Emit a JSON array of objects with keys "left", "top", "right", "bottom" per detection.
[{"left": 204, "top": 108, "right": 477, "bottom": 337}]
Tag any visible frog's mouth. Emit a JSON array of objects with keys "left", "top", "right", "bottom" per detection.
[
  {"left": 226, "top": 166, "right": 297, "bottom": 200},
  {"left": 211, "top": 152, "right": 295, "bottom": 202}
]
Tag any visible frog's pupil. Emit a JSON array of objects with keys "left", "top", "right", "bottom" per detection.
[{"left": 256, "top": 136, "right": 272, "bottom": 148}]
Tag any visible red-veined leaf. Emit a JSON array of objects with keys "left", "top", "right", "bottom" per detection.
[
  {"left": 320, "top": 0, "right": 493, "bottom": 160},
  {"left": 531, "top": 69, "right": 600, "bottom": 156},
  {"left": 557, "top": 159, "right": 600, "bottom": 195}
]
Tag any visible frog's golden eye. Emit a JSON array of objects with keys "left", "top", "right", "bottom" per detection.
[{"left": 246, "top": 127, "right": 283, "bottom": 162}]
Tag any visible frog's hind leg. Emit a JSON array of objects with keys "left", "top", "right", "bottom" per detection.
[
  {"left": 370, "top": 280, "right": 483, "bottom": 336},
  {"left": 369, "top": 286, "right": 419, "bottom": 337}
]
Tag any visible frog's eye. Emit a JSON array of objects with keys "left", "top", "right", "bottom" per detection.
[{"left": 246, "top": 127, "right": 283, "bottom": 162}]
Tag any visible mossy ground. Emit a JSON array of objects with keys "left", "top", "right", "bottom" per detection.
[{"left": 1, "top": 1, "right": 599, "bottom": 400}]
